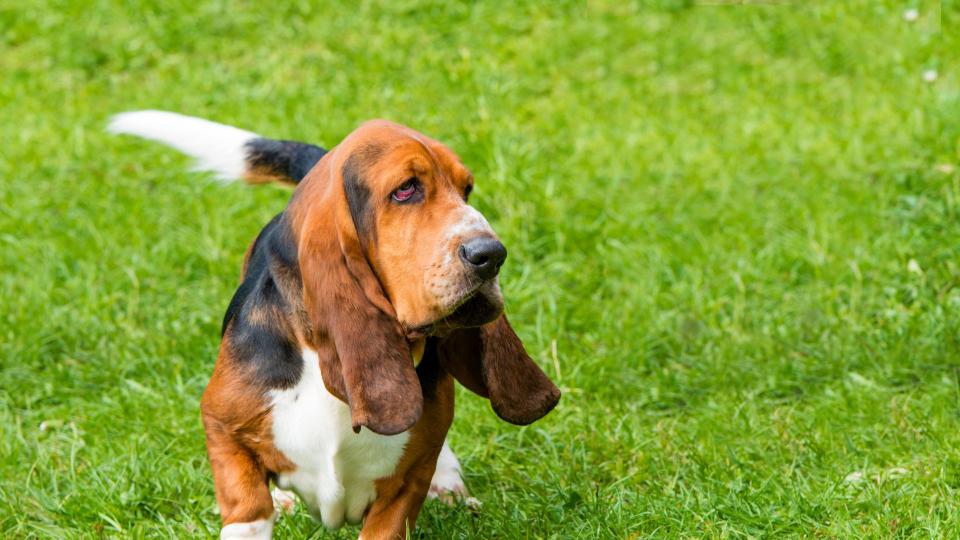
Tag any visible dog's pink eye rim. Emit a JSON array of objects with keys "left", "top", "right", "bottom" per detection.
[{"left": 392, "top": 180, "right": 418, "bottom": 202}]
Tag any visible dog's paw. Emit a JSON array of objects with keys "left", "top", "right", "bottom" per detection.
[
  {"left": 427, "top": 469, "right": 468, "bottom": 505},
  {"left": 429, "top": 483, "right": 480, "bottom": 509},
  {"left": 271, "top": 487, "right": 298, "bottom": 515},
  {"left": 428, "top": 441, "right": 481, "bottom": 509}
]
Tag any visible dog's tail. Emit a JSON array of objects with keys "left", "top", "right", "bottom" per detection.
[{"left": 107, "top": 110, "right": 326, "bottom": 185}]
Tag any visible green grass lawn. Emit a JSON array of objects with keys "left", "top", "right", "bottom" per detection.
[{"left": 1, "top": 0, "right": 958, "bottom": 537}]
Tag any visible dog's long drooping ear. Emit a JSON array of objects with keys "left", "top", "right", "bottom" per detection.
[
  {"left": 437, "top": 315, "right": 560, "bottom": 424},
  {"left": 297, "top": 152, "right": 422, "bottom": 436}
]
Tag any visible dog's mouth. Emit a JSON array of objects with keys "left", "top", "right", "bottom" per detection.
[{"left": 404, "top": 281, "right": 503, "bottom": 339}]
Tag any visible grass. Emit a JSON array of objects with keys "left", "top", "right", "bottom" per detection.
[{"left": 1, "top": 0, "right": 958, "bottom": 537}]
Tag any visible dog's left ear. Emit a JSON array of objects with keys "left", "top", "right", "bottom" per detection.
[
  {"left": 297, "top": 150, "right": 422, "bottom": 436},
  {"left": 437, "top": 315, "right": 560, "bottom": 424}
]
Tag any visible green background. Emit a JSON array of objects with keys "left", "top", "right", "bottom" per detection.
[{"left": 1, "top": 1, "right": 958, "bottom": 537}]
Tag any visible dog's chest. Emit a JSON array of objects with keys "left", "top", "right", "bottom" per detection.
[{"left": 269, "top": 348, "right": 409, "bottom": 529}]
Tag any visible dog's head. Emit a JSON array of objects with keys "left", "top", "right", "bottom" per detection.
[{"left": 290, "top": 120, "right": 559, "bottom": 435}]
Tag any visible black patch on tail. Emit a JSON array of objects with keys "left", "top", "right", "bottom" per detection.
[{"left": 244, "top": 138, "right": 327, "bottom": 184}]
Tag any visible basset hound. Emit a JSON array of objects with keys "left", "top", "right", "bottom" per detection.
[{"left": 108, "top": 111, "right": 561, "bottom": 539}]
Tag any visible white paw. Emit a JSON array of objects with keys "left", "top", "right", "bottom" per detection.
[
  {"left": 271, "top": 487, "right": 297, "bottom": 515},
  {"left": 428, "top": 441, "right": 481, "bottom": 509},
  {"left": 220, "top": 517, "right": 274, "bottom": 540}
]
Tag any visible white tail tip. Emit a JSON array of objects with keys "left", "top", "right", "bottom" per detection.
[{"left": 107, "top": 110, "right": 259, "bottom": 182}]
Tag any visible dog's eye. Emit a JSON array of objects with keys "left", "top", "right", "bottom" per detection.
[
  {"left": 464, "top": 183, "right": 473, "bottom": 201},
  {"left": 392, "top": 179, "right": 419, "bottom": 203}
]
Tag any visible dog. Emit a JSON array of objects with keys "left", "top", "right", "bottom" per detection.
[{"left": 108, "top": 111, "right": 560, "bottom": 539}]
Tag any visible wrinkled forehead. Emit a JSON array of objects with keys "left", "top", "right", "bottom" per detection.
[{"left": 339, "top": 121, "right": 471, "bottom": 188}]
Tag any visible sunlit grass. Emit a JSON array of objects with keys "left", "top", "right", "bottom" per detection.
[{"left": 1, "top": 0, "right": 958, "bottom": 537}]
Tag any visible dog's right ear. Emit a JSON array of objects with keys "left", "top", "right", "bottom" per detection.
[{"left": 294, "top": 151, "right": 422, "bottom": 436}]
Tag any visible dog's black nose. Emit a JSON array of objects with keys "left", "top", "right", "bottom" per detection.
[{"left": 459, "top": 237, "right": 507, "bottom": 280}]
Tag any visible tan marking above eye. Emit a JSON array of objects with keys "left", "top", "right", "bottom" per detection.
[{"left": 408, "top": 158, "right": 430, "bottom": 179}]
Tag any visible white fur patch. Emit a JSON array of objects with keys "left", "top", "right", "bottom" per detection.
[
  {"left": 220, "top": 517, "right": 274, "bottom": 540},
  {"left": 429, "top": 441, "right": 480, "bottom": 508},
  {"left": 107, "top": 110, "right": 258, "bottom": 181},
  {"left": 270, "top": 348, "right": 410, "bottom": 529},
  {"left": 271, "top": 487, "right": 297, "bottom": 515},
  {"left": 444, "top": 206, "right": 494, "bottom": 243},
  {"left": 429, "top": 441, "right": 465, "bottom": 495}
]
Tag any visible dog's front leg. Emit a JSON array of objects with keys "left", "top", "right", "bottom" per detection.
[
  {"left": 360, "top": 453, "right": 437, "bottom": 540},
  {"left": 204, "top": 425, "right": 276, "bottom": 539}
]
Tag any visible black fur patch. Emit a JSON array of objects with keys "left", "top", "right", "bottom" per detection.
[
  {"left": 265, "top": 213, "right": 299, "bottom": 272},
  {"left": 418, "top": 338, "right": 443, "bottom": 401},
  {"left": 342, "top": 154, "right": 375, "bottom": 243},
  {"left": 228, "top": 281, "right": 302, "bottom": 389},
  {"left": 222, "top": 212, "right": 304, "bottom": 389},
  {"left": 245, "top": 138, "right": 327, "bottom": 184},
  {"left": 221, "top": 213, "right": 282, "bottom": 337}
]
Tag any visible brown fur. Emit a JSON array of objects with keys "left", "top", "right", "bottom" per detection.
[
  {"left": 200, "top": 119, "right": 560, "bottom": 538},
  {"left": 364, "top": 378, "right": 454, "bottom": 539},
  {"left": 438, "top": 315, "right": 561, "bottom": 425},
  {"left": 289, "top": 120, "right": 477, "bottom": 329},
  {"left": 201, "top": 342, "right": 297, "bottom": 525}
]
